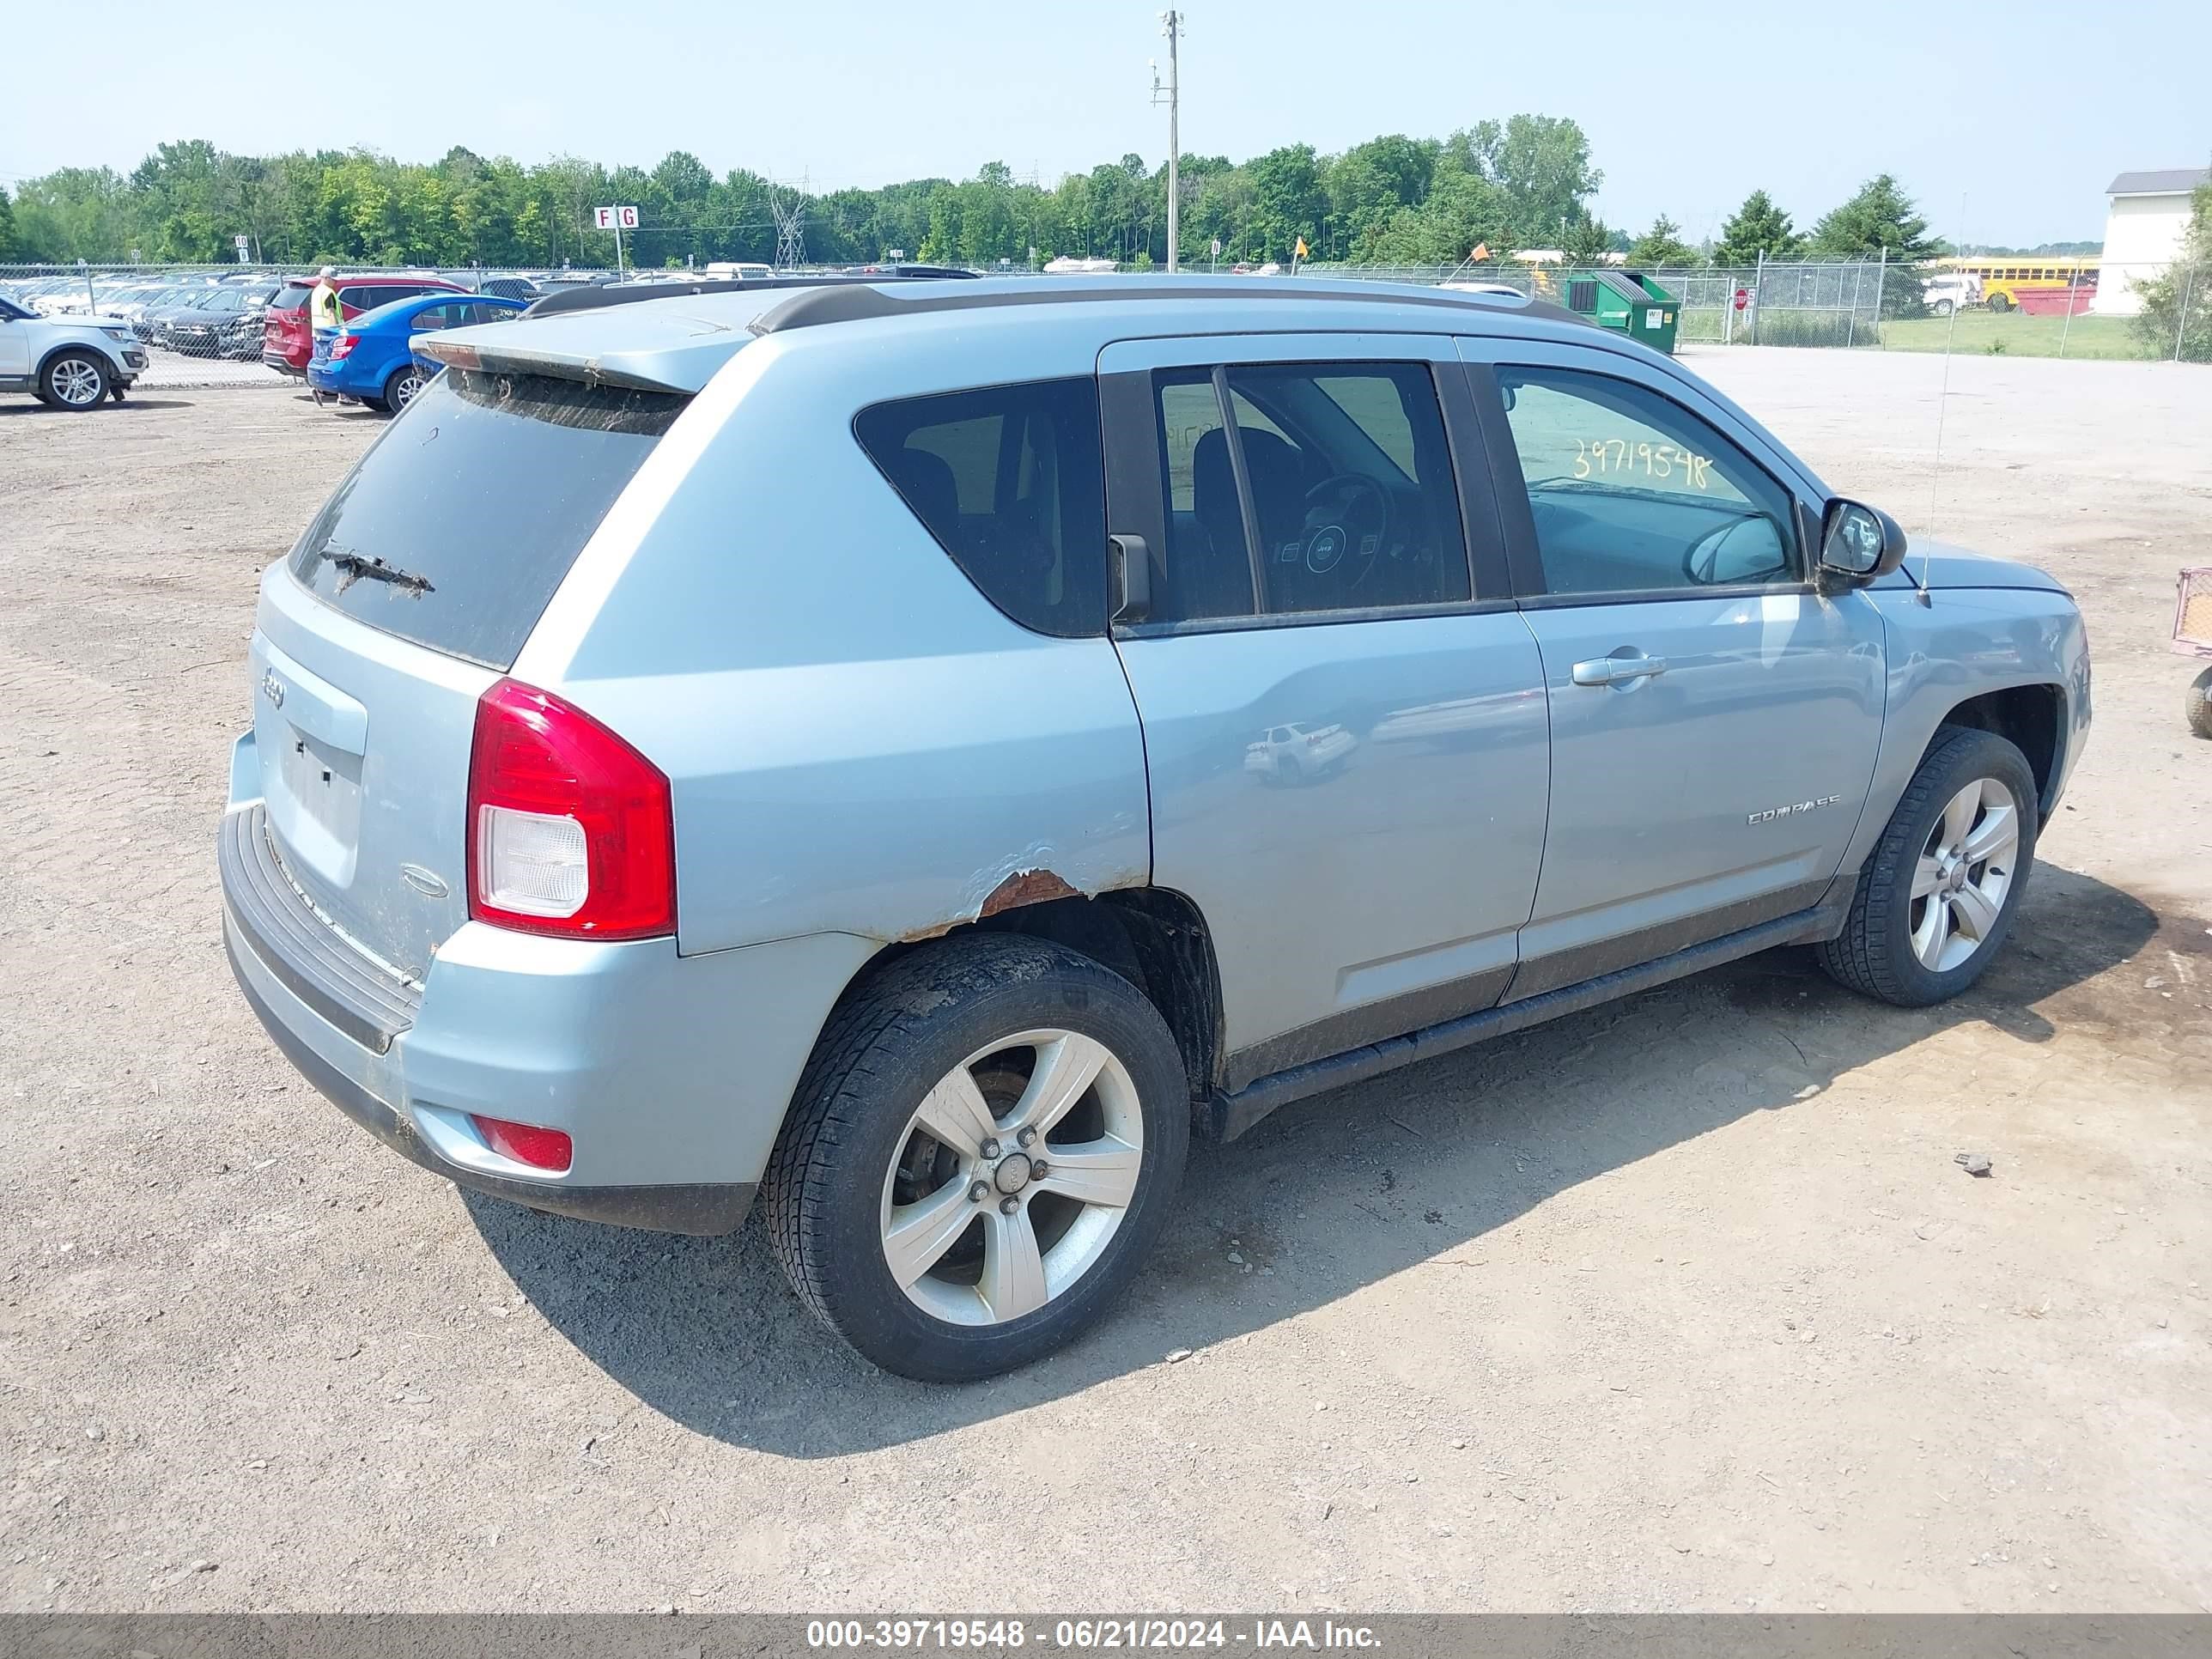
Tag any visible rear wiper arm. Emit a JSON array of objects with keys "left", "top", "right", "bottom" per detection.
[{"left": 318, "top": 548, "right": 434, "bottom": 597}]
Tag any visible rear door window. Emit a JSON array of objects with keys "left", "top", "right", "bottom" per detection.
[
  {"left": 1224, "top": 363, "right": 1470, "bottom": 615},
  {"left": 1152, "top": 371, "right": 1254, "bottom": 621},
  {"left": 287, "top": 369, "right": 689, "bottom": 668},
  {"left": 1141, "top": 362, "right": 1471, "bottom": 622},
  {"left": 853, "top": 378, "right": 1107, "bottom": 638}
]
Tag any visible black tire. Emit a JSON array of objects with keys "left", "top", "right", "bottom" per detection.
[
  {"left": 1932, "top": 299, "right": 1954, "bottom": 317},
  {"left": 382, "top": 363, "right": 428, "bottom": 415},
  {"left": 1817, "top": 726, "right": 2039, "bottom": 1007},
  {"left": 39, "top": 350, "right": 110, "bottom": 411},
  {"left": 1986, "top": 293, "right": 2012, "bottom": 313},
  {"left": 764, "top": 933, "right": 1189, "bottom": 1382},
  {"left": 2187, "top": 666, "right": 2212, "bottom": 740}
]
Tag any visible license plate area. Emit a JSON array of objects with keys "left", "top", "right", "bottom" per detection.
[
  {"left": 252, "top": 640, "right": 369, "bottom": 894},
  {"left": 265, "top": 720, "right": 362, "bottom": 889}
]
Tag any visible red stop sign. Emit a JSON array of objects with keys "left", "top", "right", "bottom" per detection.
[{"left": 1734, "top": 287, "right": 1751, "bottom": 311}]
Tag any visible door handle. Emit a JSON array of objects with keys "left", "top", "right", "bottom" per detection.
[{"left": 1571, "top": 654, "right": 1668, "bottom": 686}]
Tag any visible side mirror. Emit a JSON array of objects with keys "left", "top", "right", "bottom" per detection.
[{"left": 1817, "top": 499, "right": 1908, "bottom": 586}]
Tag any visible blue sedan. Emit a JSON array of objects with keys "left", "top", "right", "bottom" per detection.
[{"left": 307, "top": 292, "right": 527, "bottom": 413}]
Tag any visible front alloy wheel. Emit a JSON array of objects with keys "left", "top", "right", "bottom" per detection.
[
  {"left": 1906, "top": 779, "right": 2019, "bottom": 972},
  {"left": 42, "top": 352, "right": 109, "bottom": 410},
  {"left": 1818, "top": 725, "right": 2039, "bottom": 1007}
]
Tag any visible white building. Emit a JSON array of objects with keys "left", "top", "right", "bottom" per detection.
[{"left": 2093, "top": 167, "right": 2209, "bottom": 316}]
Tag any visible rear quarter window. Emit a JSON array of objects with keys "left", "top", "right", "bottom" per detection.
[
  {"left": 287, "top": 369, "right": 689, "bottom": 669},
  {"left": 853, "top": 378, "right": 1108, "bottom": 638}
]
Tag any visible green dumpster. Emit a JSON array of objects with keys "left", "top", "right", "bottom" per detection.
[{"left": 1563, "top": 268, "right": 1681, "bottom": 355}]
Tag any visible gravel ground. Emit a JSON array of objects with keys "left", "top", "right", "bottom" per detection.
[
  {"left": 2, "top": 351, "right": 2207, "bottom": 1615},
  {"left": 134, "top": 350, "right": 283, "bottom": 392}
]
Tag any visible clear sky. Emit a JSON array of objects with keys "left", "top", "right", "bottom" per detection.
[{"left": 5, "top": 0, "right": 2205, "bottom": 246}]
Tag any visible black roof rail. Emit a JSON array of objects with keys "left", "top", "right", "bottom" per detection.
[
  {"left": 748, "top": 276, "right": 1593, "bottom": 337},
  {"left": 524, "top": 271, "right": 957, "bottom": 319}
]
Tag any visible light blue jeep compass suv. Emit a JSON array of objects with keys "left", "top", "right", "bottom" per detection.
[{"left": 219, "top": 276, "right": 2090, "bottom": 1380}]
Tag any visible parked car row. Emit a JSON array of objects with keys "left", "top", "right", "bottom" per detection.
[
  {"left": 305, "top": 291, "right": 528, "bottom": 411},
  {"left": 0, "top": 269, "right": 574, "bottom": 367}
]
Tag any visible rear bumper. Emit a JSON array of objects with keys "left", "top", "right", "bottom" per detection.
[
  {"left": 218, "top": 734, "right": 874, "bottom": 1235},
  {"left": 224, "top": 921, "right": 756, "bottom": 1234},
  {"left": 304, "top": 362, "right": 367, "bottom": 397}
]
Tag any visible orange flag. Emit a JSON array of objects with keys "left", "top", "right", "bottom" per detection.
[
  {"left": 1293, "top": 236, "right": 1310, "bottom": 258},
  {"left": 1472, "top": 241, "right": 1491, "bottom": 261}
]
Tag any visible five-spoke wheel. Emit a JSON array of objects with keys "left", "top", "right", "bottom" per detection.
[
  {"left": 1819, "top": 725, "right": 2039, "bottom": 1006},
  {"left": 881, "top": 1030, "right": 1145, "bottom": 1328},
  {"left": 766, "top": 934, "right": 1188, "bottom": 1382},
  {"left": 1907, "top": 778, "right": 2020, "bottom": 972}
]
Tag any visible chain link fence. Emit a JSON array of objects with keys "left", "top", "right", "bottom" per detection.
[
  {"left": 1299, "top": 258, "right": 1902, "bottom": 346},
  {"left": 7, "top": 255, "right": 2204, "bottom": 378},
  {"left": 1297, "top": 256, "right": 2207, "bottom": 361}
]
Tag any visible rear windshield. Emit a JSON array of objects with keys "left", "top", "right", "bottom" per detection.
[
  {"left": 272, "top": 283, "right": 313, "bottom": 312},
  {"left": 287, "top": 368, "right": 688, "bottom": 668}
]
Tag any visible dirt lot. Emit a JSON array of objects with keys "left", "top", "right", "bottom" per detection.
[{"left": 2, "top": 350, "right": 2207, "bottom": 1615}]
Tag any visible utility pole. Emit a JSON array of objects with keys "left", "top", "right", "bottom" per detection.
[{"left": 1152, "top": 11, "right": 1182, "bottom": 272}]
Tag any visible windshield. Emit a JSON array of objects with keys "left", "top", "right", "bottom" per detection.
[{"left": 287, "top": 368, "right": 691, "bottom": 668}]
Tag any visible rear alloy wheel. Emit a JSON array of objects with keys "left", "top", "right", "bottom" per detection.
[
  {"left": 766, "top": 934, "right": 1188, "bottom": 1381},
  {"left": 40, "top": 351, "right": 109, "bottom": 411},
  {"left": 1932, "top": 299, "right": 1954, "bottom": 317},
  {"left": 1818, "top": 726, "right": 2038, "bottom": 1007},
  {"left": 1986, "top": 293, "right": 2013, "bottom": 313},
  {"left": 384, "top": 365, "right": 428, "bottom": 414}
]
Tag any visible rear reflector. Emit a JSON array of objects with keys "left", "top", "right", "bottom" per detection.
[
  {"left": 466, "top": 679, "right": 676, "bottom": 940},
  {"left": 471, "top": 1115, "right": 574, "bottom": 1173}
]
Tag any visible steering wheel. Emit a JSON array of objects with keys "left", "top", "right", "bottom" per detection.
[{"left": 1297, "top": 472, "right": 1394, "bottom": 592}]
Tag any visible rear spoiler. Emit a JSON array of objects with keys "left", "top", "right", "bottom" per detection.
[{"left": 410, "top": 335, "right": 692, "bottom": 395}]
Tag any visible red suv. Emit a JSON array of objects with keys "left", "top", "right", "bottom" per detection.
[{"left": 263, "top": 274, "right": 467, "bottom": 376}]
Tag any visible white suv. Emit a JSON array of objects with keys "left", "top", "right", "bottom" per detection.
[{"left": 0, "top": 292, "right": 146, "bottom": 408}]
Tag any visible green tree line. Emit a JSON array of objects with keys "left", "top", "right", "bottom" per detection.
[
  {"left": 0, "top": 131, "right": 1944, "bottom": 304},
  {"left": 1, "top": 120, "right": 1608, "bottom": 268}
]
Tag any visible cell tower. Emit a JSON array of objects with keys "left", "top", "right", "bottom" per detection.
[{"left": 768, "top": 176, "right": 808, "bottom": 270}]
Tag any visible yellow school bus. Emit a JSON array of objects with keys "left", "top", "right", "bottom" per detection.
[{"left": 1936, "top": 255, "right": 2100, "bottom": 313}]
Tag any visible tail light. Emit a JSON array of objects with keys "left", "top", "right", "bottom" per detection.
[
  {"left": 466, "top": 678, "right": 675, "bottom": 940},
  {"left": 329, "top": 333, "right": 360, "bottom": 360}
]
